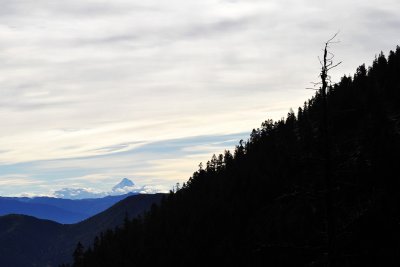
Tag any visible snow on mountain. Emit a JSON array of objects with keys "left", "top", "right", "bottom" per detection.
[
  {"left": 112, "top": 178, "right": 135, "bottom": 192},
  {"left": 53, "top": 178, "right": 165, "bottom": 199}
]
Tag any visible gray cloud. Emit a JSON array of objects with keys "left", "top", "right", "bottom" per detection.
[{"left": 182, "top": 15, "right": 257, "bottom": 38}]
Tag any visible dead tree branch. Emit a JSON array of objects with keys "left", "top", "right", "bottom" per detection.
[{"left": 320, "top": 32, "right": 341, "bottom": 267}]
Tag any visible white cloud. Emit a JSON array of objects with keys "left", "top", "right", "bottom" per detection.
[
  {"left": 0, "top": 175, "right": 41, "bottom": 186},
  {"left": 53, "top": 187, "right": 106, "bottom": 199}
]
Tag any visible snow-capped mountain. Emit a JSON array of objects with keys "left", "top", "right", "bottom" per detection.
[
  {"left": 53, "top": 178, "right": 164, "bottom": 200},
  {"left": 112, "top": 178, "right": 135, "bottom": 192}
]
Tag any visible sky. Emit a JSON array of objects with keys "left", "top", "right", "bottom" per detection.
[{"left": 0, "top": 0, "right": 399, "bottom": 196}]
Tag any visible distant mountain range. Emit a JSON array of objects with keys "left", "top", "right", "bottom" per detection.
[
  {"left": 0, "top": 178, "right": 159, "bottom": 223},
  {"left": 0, "top": 193, "right": 164, "bottom": 267},
  {"left": 0, "top": 192, "right": 137, "bottom": 224}
]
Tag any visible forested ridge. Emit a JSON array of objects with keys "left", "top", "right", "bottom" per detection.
[{"left": 67, "top": 46, "right": 400, "bottom": 266}]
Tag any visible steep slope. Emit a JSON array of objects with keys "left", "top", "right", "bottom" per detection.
[
  {"left": 55, "top": 194, "right": 165, "bottom": 265},
  {"left": 0, "top": 193, "right": 164, "bottom": 267},
  {"left": 72, "top": 47, "right": 400, "bottom": 266}
]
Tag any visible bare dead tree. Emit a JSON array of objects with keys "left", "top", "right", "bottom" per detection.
[
  {"left": 321, "top": 33, "right": 341, "bottom": 266},
  {"left": 309, "top": 33, "right": 342, "bottom": 266}
]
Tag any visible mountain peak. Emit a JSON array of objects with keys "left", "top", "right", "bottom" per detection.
[{"left": 112, "top": 178, "right": 135, "bottom": 191}]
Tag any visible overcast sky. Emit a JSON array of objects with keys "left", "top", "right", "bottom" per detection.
[{"left": 0, "top": 0, "right": 399, "bottom": 196}]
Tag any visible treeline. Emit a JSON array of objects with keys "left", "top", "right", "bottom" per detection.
[{"left": 66, "top": 46, "right": 400, "bottom": 266}]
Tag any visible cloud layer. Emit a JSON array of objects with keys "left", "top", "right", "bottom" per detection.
[{"left": 0, "top": 0, "right": 399, "bottom": 196}]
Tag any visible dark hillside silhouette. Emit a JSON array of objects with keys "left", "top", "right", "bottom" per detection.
[
  {"left": 68, "top": 46, "right": 400, "bottom": 266},
  {"left": 0, "top": 194, "right": 163, "bottom": 267}
]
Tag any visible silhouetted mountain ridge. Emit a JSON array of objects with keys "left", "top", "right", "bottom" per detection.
[{"left": 69, "top": 46, "right": 400, "bottom": 266}]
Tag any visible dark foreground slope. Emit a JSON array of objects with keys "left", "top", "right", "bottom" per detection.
[
  {"left": 0, "top": 215, "right": 62, "bottom": 267},
  {"left": 0, "top": 194, "right": 164, "bottom": 267},
  {"left": 71, "top": 47, "right": 400, "bottom": 267}
]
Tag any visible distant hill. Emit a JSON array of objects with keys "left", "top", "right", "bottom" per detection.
[
  {"left": 0, "top": 192, "right": 138, "bottom": 224},
  {"left": 0, "top": 193, "right": 164, "bottom": 267},
  {"left": 69, "top": 47, "right": 400, "bottom": 266}
]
